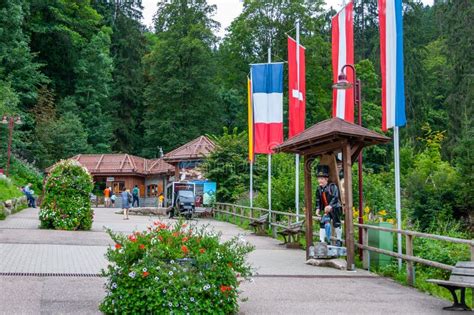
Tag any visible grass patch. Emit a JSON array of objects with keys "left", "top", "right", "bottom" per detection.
[{"left": 0, "top": 177, "right": 22, "bottom": 201}]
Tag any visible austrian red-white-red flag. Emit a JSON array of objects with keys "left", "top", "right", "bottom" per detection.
[
  {"left": 332, "top": 2, "right": 354, "bottom": 122},
  {"left": 288, "top": 36, "right": 306, "bottom": 138}
]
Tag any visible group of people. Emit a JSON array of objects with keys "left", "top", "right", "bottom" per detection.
[{"left": 21, "top": 183, "right": 36, "bottom": 208}]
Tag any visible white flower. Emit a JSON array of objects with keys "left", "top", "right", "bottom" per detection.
[
  {"left": 128, "top": 271, "right": 136, "bottom": 278},
  {"left": 163, "top": 289, "right": 167, "bottom": 293},
  {"left": 203, "top": 284, "right": 211, "bottom": 291},
  {"left": 111, "top": 282, "right": 117, "bottom": 289},
  {"left": 190, "top": 297, "right": 195, "bottom": 302},
  {"left": 168, "top": 302, "right": 173, "bottom": 307},
  {"left": 184, "top": 306, "right": 188, "bottom": 310},
  {"left": 142, "top": 268, "right": 147, "bottom": 272},
  {"left": 169, "top": 271, "right": 174, "bottom": 276},
  {"left": 172, "top": 267, "right": 177, "bottom": 271},
  {"left": 170, "top": 260, "right": 175, "bottom": 264},
  {"left": 154, "top": 276, "right": 160, "bottom": 281}
]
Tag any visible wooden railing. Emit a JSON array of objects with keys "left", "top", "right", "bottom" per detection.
[
  {"left": 214, "top": 202, "right": 474, "bottom": 287},
  {"left": 356, "top": 223, "right": 474, "bottom": 286}
]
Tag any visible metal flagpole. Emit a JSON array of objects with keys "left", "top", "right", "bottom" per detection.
[
  {"left": 248, "top": 75, "right": 254, "bottom": 209},
  {"left": 394, "top": 126, "right": 402, "bottom": 270},
  {"left": 267, "top": 46, "right": 272, "bottom": 216},
  {"left": 295, "top": 19, "right": 300, "bottom": 222},
  {"left": 250, "top": 163, "right": 253, "bottom": 208}
]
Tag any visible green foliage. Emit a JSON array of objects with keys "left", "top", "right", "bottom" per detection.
[
  {"left": 203, "top": 128, "right": 253, "bottom": 203},
  {"left": 405, "top": 126, "right": 461, "bottom": 230},
  {"left": 142, "top": 0, "right": 220, "bottom": 156},
  {"left": 39, "top": 159, "right": 94, "bottom": 230},
  {"left": 100, "top": 220, "right": 254, "bottom": 314},
  {"left": 254, "top": 153, "right": 303, "bottom": 212},
  {"left": 74, "top": 26, "right": 114, "bottom": 152},
  {"left": 0, "top": 176, "right": 22, "bottom": 201}
]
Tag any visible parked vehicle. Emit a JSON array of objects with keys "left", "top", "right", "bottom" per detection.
[{"left": 172, "top": 190, "right": 195, "bottom": 219}]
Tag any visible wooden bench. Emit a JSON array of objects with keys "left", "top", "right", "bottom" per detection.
[
  {"left": 427, "top": 261, "right": 474, "bottom": 311},
  {"left": 278, "top": 221, "right": 305, "bottom": 248},
  {"left": 249, "top": 214, "right": 268, "bottom": 236}
]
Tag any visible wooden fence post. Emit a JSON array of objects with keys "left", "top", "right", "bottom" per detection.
[
  {"left": 406, "top": 235, "right": 414, "bottom": 286},
  {"left": 471, "top": 243, "right": 474, "bottom": 308},
  {"left": 362, "top": 227, "right": 369, "bottom": 269},
  {"left": 232, "top": 205, "right": 237, "bottom": 224},
  {"left": 272, "top": 212, "right": 277, "bottom": 238}
]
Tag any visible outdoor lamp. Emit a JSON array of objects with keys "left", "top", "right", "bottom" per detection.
[
  {"left": 332, "top": 72, "right": 353, "bottom": 90},
  {"left": 14, "top": 117, "right": 22, "bottom": 125},
  {"left": 1, "top": 116, "right": 8, "bottom": 124}
]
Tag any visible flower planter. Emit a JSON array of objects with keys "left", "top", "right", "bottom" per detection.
[{"left": 368, "top": 222, "right": 394, "bottom": 268}]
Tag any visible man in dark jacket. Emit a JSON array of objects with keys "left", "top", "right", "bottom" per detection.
[{"left": 315, "top": 165, "right": 343, "bottom": 247}]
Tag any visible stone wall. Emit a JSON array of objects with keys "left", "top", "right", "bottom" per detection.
[{"left": 0, "top": 196, "right": 28, "bottom": 219}]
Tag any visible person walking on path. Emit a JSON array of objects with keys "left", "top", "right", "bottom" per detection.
[
  {"left": 23, "top": 183, "right": 36, "bottom": 208},
  {"left": 121, "top": 189, "right": 132, "bottom": 220},
  {"left": 132, "top": 185, "right": 140, "bottom": 207},
  {"left": 110, "top": 193, "right": 116, "bottom": 208},
  {"left": 104, "top": 187, "right": 111, "bottom": 207}
]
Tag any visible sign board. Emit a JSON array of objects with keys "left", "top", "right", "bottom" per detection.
[{"left": 106, "top": 177, "right": 115, "bottom": 182}]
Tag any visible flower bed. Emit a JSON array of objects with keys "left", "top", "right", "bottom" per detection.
[
  {"left": 39, "top": 159, "right": 94, "bottom": 230},
  {"left": 100, "top": 221, "right": 254, "bottom": 314}
]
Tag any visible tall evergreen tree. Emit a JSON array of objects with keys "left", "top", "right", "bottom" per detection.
[
  {"left": 74, "top": 27, "right": 114, "bottom": 152},
  {"left": 0, "top": 0, "right": 47, "bottom": 107},
  {"left": 27, "top": 0, "right": 102, "bottom": 98},
  {"left": 92, "top": 0, "right": 147, "bottom": 154},
  {"left": 142, "top": 0, "right": 220, "bottom": 156}
]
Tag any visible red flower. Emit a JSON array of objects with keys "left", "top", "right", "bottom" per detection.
[
  {"left": 181, "top": 245, "right": 189, "bottom": 254},
  {"left": 182, "top": 237, "right": 188, "bottom": 242},
  {"left": 139, "top": 244, "right": 145, "bottom": 250},
  {"left": 172, "top": 232, "right": 179, "bottom": 237},
  {"left": 143, "top": 271, "right": 149, "bottom": 277},
  {"left": 158, "top": 236, "right": 163, "bottom": 241},
  {"left": 182, "top": 223, "right": 187, "bottom": 228},
  {"left": 220, "top": 285, "right": 232, "bottom": 293},
  {"left": 128, "top": 235, "right": 137, "bottom": 242},
  {"left": 199, "top": 248, "right": 205, "bottom": 254},
  {"left": 115, "top": 244, "right": 122, "bottom": 249}
]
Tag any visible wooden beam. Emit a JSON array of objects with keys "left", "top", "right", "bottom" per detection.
[
  {"left": 304, "top": 155, "right": 314, "bottom": 260},
  {"left": 94, "top": 154, "right": 104, "bottom": 171},
  {"left": 303, "top": 140, "right": 345, "bottom": 158},
  {"left": 343, "top": 142, "right": 355, "bottom": 270},
  {"left": 351, "top": 142, "right": 365, "bottom": 164}
]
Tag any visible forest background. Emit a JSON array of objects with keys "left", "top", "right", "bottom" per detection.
[{"left": 0, "top": 0, "right": 472, "bottom": 234}]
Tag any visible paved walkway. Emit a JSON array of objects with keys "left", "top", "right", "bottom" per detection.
[{"left": 0, "top": 207, "right": 455, "bottom": 314}]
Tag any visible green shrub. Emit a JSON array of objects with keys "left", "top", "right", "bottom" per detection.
[
  {"left": 39, "top": 159, "right": 93, "bottom": 230},
  {"left": 100, "top": 221, "right": 254, "bottom": 314},
  {"left": 0, "top": 177, "right": 23, "bottom": 201}
]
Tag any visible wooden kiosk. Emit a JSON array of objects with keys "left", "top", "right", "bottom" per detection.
[{"left": 275, "top": 118, "right": 390, "bottom": 270}]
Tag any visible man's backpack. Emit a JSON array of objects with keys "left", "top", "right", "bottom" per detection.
[{"left": 132, "top": 187, "right": 139, "bottom": 197}]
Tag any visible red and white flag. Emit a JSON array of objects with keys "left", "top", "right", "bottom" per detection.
[
  {"left": 332, "top": 2, "right": 354, "bottom": 122},
  {"left": 288, "top": 36, "right": 306, "bottom": 138}
]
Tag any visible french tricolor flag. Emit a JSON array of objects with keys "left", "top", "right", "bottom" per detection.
[
  {"left": 379, "top": 0, "right": 406, "bottom": 131},
  {"left": 250, "top": 63, "right": 284, "bottom": 154},
  {"left": 332, "top": 2, "right": 354, "bottom": 123}
]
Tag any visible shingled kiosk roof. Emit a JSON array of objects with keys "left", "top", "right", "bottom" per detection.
[
  {"left": 163, "top": 135, "right": 215, "bottom": 164},
  {"left": 45, "top": 154, "right": 173, "bottom": 176},
  {"left": 275, "top": 117, "right": 390, "bottom": 158}
]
